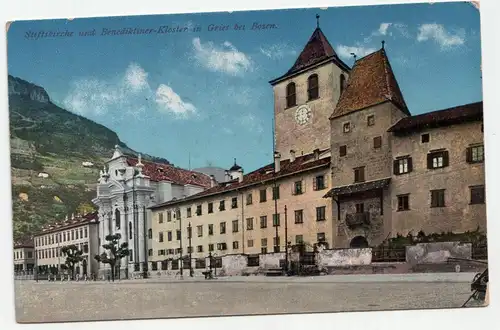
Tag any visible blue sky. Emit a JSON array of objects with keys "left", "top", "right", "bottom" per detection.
[{"left": 7, "top": 2, "right": 482, "bottom": 172}]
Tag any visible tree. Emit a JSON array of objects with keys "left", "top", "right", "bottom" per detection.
[
  {"left": 94, "top": 233, "right": 129, "bottom": 281},
  {"left": 76, "top": 202, "right": 96, "bottom": 215},
  {"left": 61, "top": 244, "right": 84, "bottom": 280}
]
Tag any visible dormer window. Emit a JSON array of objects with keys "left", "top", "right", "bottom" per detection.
[
  {"left": 307, "top": 74, "right": 319, "bottom": 100},
  {"left": 286, "top": 82, "right": 296, "bottom": 108}
]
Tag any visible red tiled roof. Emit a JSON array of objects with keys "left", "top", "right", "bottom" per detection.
[
  {"left": 388, "top": 101, "right": 483, "bottom": 133},
  {"left": 150, "top": 150, "right": 331, "bottom": 209},
  {"left": 330, "top": 48, "right": 409, "bottom": 119},
  {"left": 14, "top": 237, "right": 34, "bottom": 249},
  {"left": 35, "top": 212, "right": 98, "bottom": 236},
  {"left": 126, "top": 158, "right": 211, "bottom": 188},
  {"left": 269, "top": 28, "right": 350, "bottom": 84}
]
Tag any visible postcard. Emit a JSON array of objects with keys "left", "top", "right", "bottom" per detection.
[{"left": 7, "top": 1, "right": 487, "bottom": 324}]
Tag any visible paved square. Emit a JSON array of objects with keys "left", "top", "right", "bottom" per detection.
[{"left": 14, "top": 274, "right": 485, "bottom": 323}]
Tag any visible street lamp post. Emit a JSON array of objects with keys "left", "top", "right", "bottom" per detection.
[
  {"left": 284, "top": 205, "right": 288, "bottom": 274},
  {"left": 188, "top": 222, "right": 193, "bottom": 277},
  {"left": 177, "top": 208, "right": 183, "bottom": 279}
]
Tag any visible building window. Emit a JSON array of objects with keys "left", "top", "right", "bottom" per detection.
[
  {"left": 313, "top": 175, "right": 326, "bottom": 190},
  {"left": 217, "top": 243, "right": 227, "bottom": 251},
  {"left": 259, "top": 189, "right": 267, "bottom": 202},
  {"left": 197, "top": 245, "right": 203, "bottom": 253},
  {"left": 293, "top": 180, "right": 303, "bottom": 195},
  {"left": 76, "top": 230, "right": 79, "bottom": 240},
  {"left": 129, "top": 250, "right": 133, "bottom": 261},
  {"left": 295, "top": 235, "right": 304, "bottom": 244},
  {"left": 373, "top": 136, "right": 382, "bottom": 149},
  {"left": 165, "top": 211, "right": 170, "bottom": 222},
  {"left": 208, "top": 244, "right": 214, "bottom": 252},
  {"left": 115, "top": 209, "right": 121, "bottom": 229},
  {"left": 295, "top": 210, "right": 304, "bottom": 224},
  {"left": 197, "top": 225, "right": 203, "bottom": 237},
  {"left": 431, "top": 189, "right": 446, "bottom": 208},
  {"left": 128, "top": 223, "right": 132, "bottom": 239},
  {"left": 339, "top": 145, "right": 347, "bottom": 157},
  {"left": 261, "top": 247, "right": 268, "bottom": 254},
  {"left": 261, "top": 238, "right": 268, "bottom": 247},
  {"left": 307, "top": 74, "right": 319, "bottom": 100},
  {"left": 466, "top": 145, "right": 484, "bottom": 164},
  {"left": 316, "top": 206, "right": 326, "bottom": 221},
  {"left": 148, "top": 249, "right": 153, "bottom": 257},
  {"left": 343, "top": 122, "right": 351, "bottom": 133},
  {"left": 196, "top": 205, "right": 202, "bottom": 216},
  {"left": 260, "top": 216, "right": 267, "bottom": 228},
  {"left": 273, "top": 236, "right": 281, "bottom": 248},
  {"left": 208, "top": 224, "right": 214, "bottom": 236},
  {"left": 427, "top": 150, "right": 449, "bottom": 169},
  {"left": 187, "top": 207, "right": 192, "bottom": 218},
  {"left": 247, "top": 239, "right": 254, "bottom": 248},
  {"left": 272, "top": 186, "right": 280, "bottom": 200},
  {"left": 397, "top": 194, "right": 410, "bottom": 211},
  {"left": 421, "top": 134, "right": 430, "bottom": 143},
  {"left": 394, "top": 156, "right": 413, "bottom": 175},
  {"left": 317, "top": 233, "right": 326, "bottom": 242},
  {"left": 233, "top": 241, "right": 239, "bottom": 250},
  {"left": 367, "top": 115, "right": 375, "bottom": 126},
  {"left": 84, "top": 228, "right": 87, "bottom": 238},
  {"left": 159, "top": 232, "right": 164, "bottom": 243},
  {"left": 220, "top": 222, "right": 226, "bottom": 234},
  {"left": 354, "top": 166, "right": 365, "bottom": 183},
  {"left": 176, "top": 230, "right": 181, "bottom": 240},
  {"left": 219, "top": 200, "right": 225, "bottom": 211},
  {"left": 231, "top": 197, "right": 238, "bottom": 209},
  {"left": 167, "top": 231, "right": 172, "bottom": 241},
  {"left": 71, "top": 230, "right": 74, "bottom": 240},
  {"left": 148, "top": 229, "right": 152, "bottom": 239},
  {"left": 470, "top": 185, "right": 485, "bottom": 204},
  {"left": 340, "top": 74, "right": 346, "bottom": 94},
  {"left": 246, "top": 193, "right": 253, "bottom": 205},
  {"left": 286, "top": 82, "right": 296, "bottom": 108},
  {"left": 246, "top": 218, "right": 254, "bottom": 230},
  {"left": 232, "top": 220, "right": 239, "bottom": 233},
  {"left": 187, "top": 246, "right": 193, "bottom": 254},
  {"left": 273, "top": 213, "right": 280, "bottom": 227},
  {"left": 208, "top": 203, "right": 213, "bottom": 213},
  {"left": 355, "top": 203, "right": 364, "bottom": 213}
]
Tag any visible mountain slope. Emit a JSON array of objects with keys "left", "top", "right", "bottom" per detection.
[{"left": 8, "top": 75, "right": 167, "bottom": 240}]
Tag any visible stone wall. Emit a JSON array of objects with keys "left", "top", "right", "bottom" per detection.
[
  {"left": 406, "top": 242, "right": 472, "bottom": 265},
  {"left": 317, "top": 248, "right": 372, "bottom": 267}
]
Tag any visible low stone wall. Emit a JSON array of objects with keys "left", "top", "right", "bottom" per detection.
[
  {"left": 406, "top": 242, "right": 472, "bottom": 265},
  {"left": 317, "top": 248, "right": 372, "bottom": 267}
]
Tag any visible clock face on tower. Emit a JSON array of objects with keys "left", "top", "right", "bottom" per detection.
[{"left": 295, "top": 105, "right": 312, "bottom": 125}]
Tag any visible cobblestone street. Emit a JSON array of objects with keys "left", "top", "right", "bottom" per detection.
[{"left": 14, "top": 273, "right": 485, "bottom": 323}]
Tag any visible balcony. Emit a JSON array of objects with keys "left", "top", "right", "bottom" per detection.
[{"left": 345, "top": 212, "right": 370, "bottom": 228}]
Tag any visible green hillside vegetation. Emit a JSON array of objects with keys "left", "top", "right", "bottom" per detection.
[{"left": 8, "top": 75, "right": 168, "bottom": 241}]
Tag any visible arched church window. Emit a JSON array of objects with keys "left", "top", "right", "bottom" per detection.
[
  {"left": 307, "top": 74, "right": 319, "bottom": 100},
  {"left": 286, "top": 82, "right": 296, "bottom": 108},
  {"left": 115, "top": 209, "right": 121, "bottom": 229},
  {"left": 129, "top": 222, "right": 133, "bottom": 240},
  {"left": 340, "top": 74, "right": 346, "bottom": 94}
]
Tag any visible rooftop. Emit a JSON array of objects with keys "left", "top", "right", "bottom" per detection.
[
  {"left": 150, "top": 150, "right": 331, "bottom": 210},
  {"left": 330, "top": 48, "right": 409, "bottom": 120},
  {"left": 35, "top": 211, "right": 98, "bottom": 237},
  {"left": 387, "top": 101, "right": 483, "bottom": 134},
  {"left": 14, "top": 237, "right": 34, "bottom": 249},
  {"left": 126, "top": 157, "right": 211, "bottom": 188}
]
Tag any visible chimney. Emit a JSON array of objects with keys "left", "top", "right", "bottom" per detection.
[
  {"left": 313, "top": 148, "right": 320, "bottom": 160},
  {"left": 274, "top": 152, "right": 281, "bottom": 173},
  {"left": 224, "top": 170, "right": 231, "bottom": 182},
  {"left": 290, "top": 149, "right": 296, "bottom": 162},
  {"left": 210, "top": 175, "right": 217, "bottom": 188},
  {"left": 237, "top": 168, "right": 244, "bottom": 183}
]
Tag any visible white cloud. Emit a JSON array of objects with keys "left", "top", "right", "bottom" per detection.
[
  {"left": 124, "top": 63, "right": 149, "bottom": 91},
  {"left": 192, "top": 37, "right": 252, "bottom": 76},
  {"left": 64, "top": 63, "right": 197, "bottom": 120},
  {"left": 417, "top": 23, "right": 465, "bottom": 50},
  {"left": 337, "top": 45, "right": 377, "bottom": 60},
  {"left": 259, "top": 43, "right": 297, "bottom": 60},
  {"left": 155, "top": 84, "right": 197, "bottom": 118},
  {"left": 364, "top": 22, "right": 410, "bottom": 43},
  {"left": 378, "top": 23, "right": 392, "bottom": 36}
]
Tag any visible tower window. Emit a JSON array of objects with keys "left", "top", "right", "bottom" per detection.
[
  {"left": 340, "top": 74, "right": 346, "bottom": 94},
  {"left": 286, "top": 82, "right": 296, "bottom": 108},
  {"left": 307, "top": 74, "right": 319, "bottom": 100}
]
